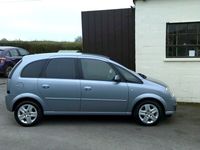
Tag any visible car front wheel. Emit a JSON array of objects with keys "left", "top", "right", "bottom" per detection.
[
  {"left": 14, "top": 101, "right": 43, "bottom": 127},
  {"left": 133, "top": 100, "right": 164, "bottom": 126}
]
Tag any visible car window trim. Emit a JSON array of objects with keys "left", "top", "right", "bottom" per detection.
[{"left": 76, "top": 58, "right": 83, "bottom": 79}]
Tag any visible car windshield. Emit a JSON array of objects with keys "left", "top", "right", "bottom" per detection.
[{"left": 0, "top": 50, "right": 2, "bottom": 55}]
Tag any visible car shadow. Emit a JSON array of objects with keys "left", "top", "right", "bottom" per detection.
[{"left": 42, "top": 115, "right": 135, "bottom": 126}]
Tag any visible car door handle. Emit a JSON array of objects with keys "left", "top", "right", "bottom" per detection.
[
  {"left": 84, "top": 86, "right": 92, "bottom": 91},
  {"left": 42, "top": 84, "right": 50, "bottom": 89}
]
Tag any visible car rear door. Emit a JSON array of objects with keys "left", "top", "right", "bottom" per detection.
[
  {"left": 9, "top": 49, "right": 22, "bottom": 64},
  {"left": 38, "top": 57, "right": 81, "bottom": 112}
]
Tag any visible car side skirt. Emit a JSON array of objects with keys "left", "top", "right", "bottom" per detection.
[{"left": 44, "top": 111, "right": 132, "bottom": 116}]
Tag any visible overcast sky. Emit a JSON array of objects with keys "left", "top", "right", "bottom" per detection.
[{"left": 0, "top": 0, "right": 133, "bottom": 41}]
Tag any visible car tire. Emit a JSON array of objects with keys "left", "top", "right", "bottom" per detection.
[
  {"left": 14, "top": 101, "right": 43, "bottom": 127},
  {"left": 4, "top": 66, "right": 12, "bottom": 77},
  {"left": 133, "top": 100, "right": 164, "bottom": 126}
]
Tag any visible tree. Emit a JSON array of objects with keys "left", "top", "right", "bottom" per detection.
[
  {"left": 74, "top": 36, "right": 82, "bottom": 43},
  {"left": 0, "top": 38, "right": 8, "bottom": 42}
]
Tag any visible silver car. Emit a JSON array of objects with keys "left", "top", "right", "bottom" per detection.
[{"left": 5, "top": 52, "right": 176, "bottom": 126}]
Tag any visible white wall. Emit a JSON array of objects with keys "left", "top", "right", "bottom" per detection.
[{"left": 135, "top": 0, "right": 200, "bottom": 103}]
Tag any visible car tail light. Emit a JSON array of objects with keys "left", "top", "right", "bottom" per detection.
[{"left": 0, "top": 57, "right": 6, "bottom": 64}]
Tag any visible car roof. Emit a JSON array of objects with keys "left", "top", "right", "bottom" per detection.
[
  {"left": 58, "top": 50, "right": 80, "bottom": 53},
  {"left": 22, "top": 52, "right": 110, "bottom": 62},
  {"left": 21, "top": 52, "right": 143, "bottom": 81},
  {"left": 0, "top": 46, "right": 19, "bottom": 51}
]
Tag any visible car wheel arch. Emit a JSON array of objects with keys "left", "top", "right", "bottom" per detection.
[
  {"left": 131, "top": 98, "right": 165, "bottom": 115},
  {"left": 6, "top": 61, "right": 15, "bottom": 68},
  {"left": 12, "top": 97, "right": 44, "bottom": 112},
  {"left": 130, "top": 93, "right": 167, "bottom": 113}
]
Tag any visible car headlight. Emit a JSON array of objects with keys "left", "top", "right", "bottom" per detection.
[{"left": 166, "top": 87, "right": 174, "bottom": 97}]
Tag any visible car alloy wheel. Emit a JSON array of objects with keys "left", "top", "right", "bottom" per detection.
[
  {"left": 17, "top": 104, "right": 38, "bottom": 125},
  {"left": 134, "top": 100, "right": 163, "bottom": 126},
  {"left": 138, "top": 104, "right": 159, "bottom": 124},
  {"left": 14, "top": 101, "right": 42, "bottom": 127}
]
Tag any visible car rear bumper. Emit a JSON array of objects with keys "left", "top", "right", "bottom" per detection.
[{"left": 5, "top": 94, "right": 14, "bottom": 112}]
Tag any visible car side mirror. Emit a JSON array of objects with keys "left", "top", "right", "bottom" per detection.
[{"left": 113, "top": 75, "right": 121, "bottom": 82}]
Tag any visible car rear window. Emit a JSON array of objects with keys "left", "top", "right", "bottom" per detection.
[
  {"left": 8, "top": 60, "right": 22, "bottom": 79},
  {"left": 21, "top": 59, "right": 47, "bottom": 78},
  {"left": 9, "top": 49, "right": 19, "bottom": 57},
  {"left": 18, "top": 48, "right": 29, "bottom": 56}
]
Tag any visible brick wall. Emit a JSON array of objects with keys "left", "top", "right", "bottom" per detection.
[{"left": 136, "top": 0, "right": 200, "bottom": 102}]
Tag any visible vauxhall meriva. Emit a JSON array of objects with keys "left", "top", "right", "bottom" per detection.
[{"left": 5, "top": 52, "right": 176, "bottom": 126}]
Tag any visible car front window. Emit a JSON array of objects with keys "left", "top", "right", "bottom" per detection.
[
  {"left": 115, "top": 65, "right": 142, "bottom": 83},
  {"left": 81, "top": 59, "right": 117, "bottom": 81}
]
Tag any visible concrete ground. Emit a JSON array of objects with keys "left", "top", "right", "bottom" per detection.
[{"left": 0, "top": 78, "right": 200, "bottom": 150}]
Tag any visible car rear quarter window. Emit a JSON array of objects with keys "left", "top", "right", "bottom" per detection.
[
  {"left": 8, "top": 60, "right": 22, "bottom": 79},
  {"left": 5, "top": 51, "right": 11, "bottom": 57},
  {"left": 44, "top": 58, "right": 76, "bottom": 79},
  {"left": 21, "top": 59, "right": 47, "bottom": 78},
  {"left": 9, "top": 49, "right": 19, "bottom": 57}
]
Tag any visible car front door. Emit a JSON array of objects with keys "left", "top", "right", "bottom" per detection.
[
  {"left": 80, "top": 58, "right": 129, "bottom": 113},
  {"left": 38, "top": 57, "right": 81, "bottom": 112}
]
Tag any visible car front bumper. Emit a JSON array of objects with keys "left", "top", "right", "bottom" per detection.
[{"left": 165, "top": 96, "right": 177, "bottom": 115}]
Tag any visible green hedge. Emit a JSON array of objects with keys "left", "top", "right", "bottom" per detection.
[{"left": 0, "top": 41, "right": 82, "bottom": 54}]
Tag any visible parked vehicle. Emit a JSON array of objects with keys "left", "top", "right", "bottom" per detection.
[
  {"left": 57, "top": 50, "right": 80, "bottom": 53},
  {"left": 0, "top": 46, "right": 29, "bottom": 77},
  {"left": 5, "top": 52, "right": 176, "bottom": 126}
]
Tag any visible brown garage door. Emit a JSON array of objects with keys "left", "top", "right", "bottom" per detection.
[{"left": 81, "top": 8, "right": 135, "bottom": 70}]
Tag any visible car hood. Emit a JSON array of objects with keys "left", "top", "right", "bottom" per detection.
[{"left": 145, "top": 77, "right": 168, "bottom": 88}]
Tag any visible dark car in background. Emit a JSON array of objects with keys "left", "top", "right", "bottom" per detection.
[{"left": 0, "top": 46, "right": 29, "bottom": 77}]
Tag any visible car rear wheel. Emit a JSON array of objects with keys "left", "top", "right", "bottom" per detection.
[
  {"left": 4, "top": 66, "right": 12, "bottom": 77},
  {"left": 14, "top": 101, "right": 43, "bottom": 127},
  {"left": 133, "top": 100, "right": 164, "bottom": 126}
]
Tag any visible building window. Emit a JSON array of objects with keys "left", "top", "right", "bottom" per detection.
[{"left": 166, "top": 22, "right": 200, "bottom": 58}]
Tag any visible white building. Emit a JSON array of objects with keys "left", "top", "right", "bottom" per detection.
[{"left": 135, "top": 0, "right": 200, "bottom": 103}]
